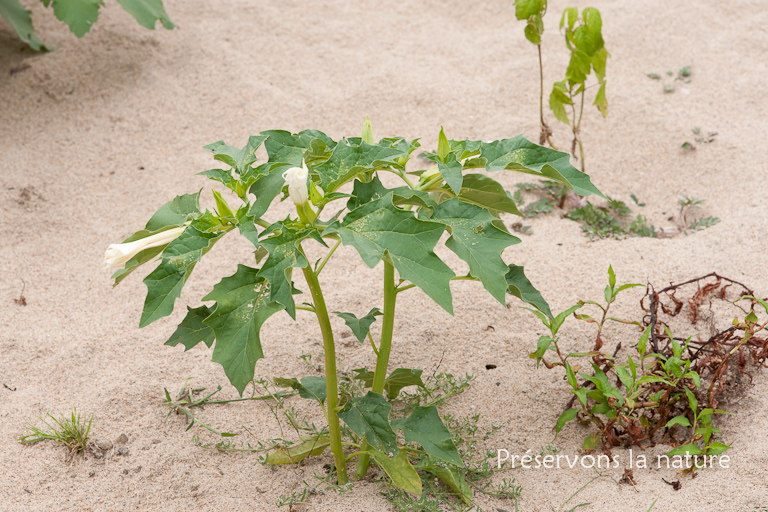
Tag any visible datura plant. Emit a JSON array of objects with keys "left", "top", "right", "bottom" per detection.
[{"left": 104, "top": 119, "right": 602, "bottom": 494}]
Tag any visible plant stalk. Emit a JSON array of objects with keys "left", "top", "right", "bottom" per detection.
[
  {"left": 301, "top": 265, "right": 348, "bottom": 485},
  {"left": 354, "top": 259, "right": 397, "bottom": 479}
]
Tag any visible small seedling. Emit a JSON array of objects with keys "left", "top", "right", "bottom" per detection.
[
  {"left": 526, "top": 268, "right": 767, "bottom": 468},
  {"left": 549, "top": 7, "right": 609, "bottom": 172},
  {"left": 19, "top": 410, "right": 93, "bottom": 454}
]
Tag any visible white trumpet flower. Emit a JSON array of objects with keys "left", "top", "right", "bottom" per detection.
[
  {"left": 282, "top": 163, "right": 309, "bottom": 205},
  {"left": 103, "top": 225, "right": 186, "bottom": 269}
]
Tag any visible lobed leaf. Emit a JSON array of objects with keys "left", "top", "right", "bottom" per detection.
[
  {"left": 266, "top": 434, "right": 330, "bottom": 465},
  {"left": 165, "top": 305, "right": 215, "bottom": 350},
  {"left": 274, "top": 376, "right": 327, "bottom": 404},
  {"left": 333, "top": 308, "right": 381, "bottom": 343},
  {"left": 505, "top": 264, "right": 553, "bottom": 319},
  {"left": 115, "top": 0, "right": 174, "bottom": 30},
  {"left": 257, "top": 222, "right": 324, "bottom": 319},
  {"left": 140, "top": 215, "right": 224, "bottom": 327},
  {"left": 369, "top": 449, "right": 422, "bottom": 495},
  {"left": 0, "top": 0, "right": 52, "bottom": 50},
  {"left": 313, "top": 139, "right": 405, "bottom": 193},
  {"left": 326, "top": 193, "right": 455, "bottom": 314},
  {"left": 52, "top": 0, "right": 103, "bottom": 38},
  {"left": 202, "top": 265, "right": 286, "bottom": 395},
  {"left": 455, "top": 174, "right": 523, "bottom": 216},
  {"left": 429, "top": 198, "right": 521, "bottom": 304},
  {"left": 338, "top": 391, "right": 397, "bottom": 454},
  {"left": 392, "top": 406, "right": 462, "bottom": 466}
]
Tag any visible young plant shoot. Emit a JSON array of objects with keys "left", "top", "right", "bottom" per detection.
[
  {"left": 104, "top": 120, "right": 602, "bottom": 494},
  {"left": 549, "top": 7, "right": 609, "bottom": 172}
]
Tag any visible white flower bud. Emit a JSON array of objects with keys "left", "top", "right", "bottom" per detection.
[
  {"left": 103, "top": 225, "right": 186, "bottom": 269},
  {"left": 282, "top": 163, "right": 309, "bottom": 205}
]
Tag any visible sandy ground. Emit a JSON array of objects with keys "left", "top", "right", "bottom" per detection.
[{"left": 1, "top": 0, "right": 767, "bottom": 510}]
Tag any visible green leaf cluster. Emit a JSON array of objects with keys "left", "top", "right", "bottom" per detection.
[
  {"left": 513, "top": 0, "right": 547, "bottom": 45},
  {"left": 110, "top": 127, "right": 600, "bottom": 396},
  {"left": 0, "top": 0, "right": 174, "bottom": 50},
  {"left": 550, "top": 7, "right": 609, "bottom": 123}
]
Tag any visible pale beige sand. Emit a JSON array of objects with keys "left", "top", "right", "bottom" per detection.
[{"left": 1, "top": 0, "right": 767, "bottom": 511}]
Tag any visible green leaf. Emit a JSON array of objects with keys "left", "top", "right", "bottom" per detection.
[
  {"left": 204, "top": 136, "right": 268, "bottom": 175},
  {"left": 574, "top": 7, "right": 604, "bottom": 56},
  {"left": 338, "top": 391, "right": 397, "bottom": 454},
  {"left": 116, "top": 0, "right": 174, "bottom": 29},
  {"left": 565, "top": 363, "right": 578, "bottom": 389},
  {"left": 247, "top": 163, "right": 287, "bottom": 219},
  {"left": 594, "top": 81, "right": 608, "bottom": 117},
  {"left": 665, "top": 416, "right": 691, "bottom": 428},
  {"left": 165, "top": 305, "right": 215, "bottom": 350},
  {"left": 361, "top": 117, "right": 375, "bottom": 145},
  {"left": 665, "top": 444, "right": 702, "bottom": 457},
  {"left": 140, "top": 217, "right": 224, "bottom": 327},
  {"left": 298, "top": 376, "right": 327, "bottom": 402},
  {"left": 470, "top": 137, "right": 603, "bottom": 197},
  {"left": 334, "top": 308, "right": 381, "bottom": 343},
  {"left": 607, "top": 264, "right": 616, "bottom": 289},
  {"left": 615, "top": 365, "right": 634, "bottom": 392},
  {"left": 505, "top": 264, "right": 553, "bottom": 319},
  {"left": 533, "top": 335, "right": 553, "bottom": 367},
  {"left": 556, "top": 408, "right": 579, "bottom": 436},
  {"left": 326, "top": 193, "right": 455, "bottom": 314},
  {"left": 705, "top": 442, "right": 730, "bottom": 456},
  {"left": 347, "top": 176, "right": 436, "bottom": 211},
  {"left": 549, "top": 81, "right": 572, "bottom": 125},
  {"left": 455, "top": 174, "right": 523, "bottom": 216},
  {"left": 392, "top": 406, "right": 461, "bottom": 466},
  {"left": 429, "top": 198, "right": 520, "bottom": 304},
  {"left": 212, "top": 189, "right": 234, "bottom": 219},
  {"left": 437, "top": 126, "right": 450, "bottom": 161},
  {"left": 382, "top": 368, "right": 426, "bottom": 398},
  {"left": 274, "top": 376, "right": 327, "bottom": 403},
  {"left": 524, "top": 22, "right": 541, "bottom": 45},
  {"left": 438, "top": 153, "right": 464, "bottom": 196},
  {"left": 145, "top": 191, "right": 201, "bottom": 231},
  {"left": 573, "top": 387, "right": 587, "bottom": 407},
  {"left": 352, "top": 368, "right": 425, "bottom": 399},
  {"left": 258, "top": 223, "right": 323, "bottom": 319},
  {"left": 553, "top": 304, "right": 582, "bottom": 335},
  {"left": 369, "top": 449, "right": 422, "bottom": 495},
  {"left": 638, "top": 324, "right": 652, "bottom": 356},
  {"left": 0, "top": 0, "right": 52, "bottom": 50},
  {"left": 202, "top": 265, "right": 285, "bottom": 395},
  {"left": 199, "top": 168, "right": 235, "bottom": 189},
  {"left": 260, "top": 129, "right": 335, "bottom": 167},
  {"left": 431, "top": 464, "right": 472, "bottom": 504},
  {"left": 684, "top": 387, "right": 698, "bottom": 415},
  {"left": 514, "top": 0, "right": 545, "bottom": 20},
  {"left": 583, "top": 433, "right": 600, "bottom": 451},
  {"left": 266, "top": 434, "right": 330, "bottom": 465},
  {"left": 235, "top": 207, "right": 261, "bottom": 248},
  {"left": 51, "top": 0, "right": 103, "bottom": 38},
  {"left": 313, "top": 139, "right": 405, "bottom": 193}
]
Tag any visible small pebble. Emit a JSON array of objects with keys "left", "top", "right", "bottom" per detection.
[{"left": 117, "top": 447, "right": 129, "bottom": 456}]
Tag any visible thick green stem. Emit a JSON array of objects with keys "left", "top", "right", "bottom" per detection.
[
  {"left": 301, "top": 265, "right": 348, "bottom": 485},
  {"left": 354, "top": 260, "right": 397, "bottom": 479}
]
